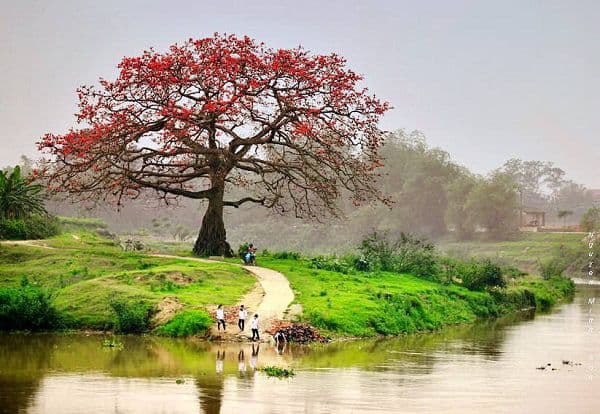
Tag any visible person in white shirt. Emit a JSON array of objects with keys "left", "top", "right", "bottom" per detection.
[
  {"left": 251, "top": 314, "right": 260, "bottom": 341},
  {"left": 238, "top": 304, "right": 247, "bottom": 331},
  {"left": 216, "top": 304, "right": 226, "bottom": 331}
]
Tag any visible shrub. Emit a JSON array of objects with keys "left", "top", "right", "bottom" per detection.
[
  {"left": 539, "top": 258, "right": 569, "bottom": 280},
  {"left": 359, "top": 232, "right": 440, "bottom": 279},
  {"left": 57, "top": 216, "right": 108, "bottom": 231},
  {"left": 0, "top": 215, "right": 61, "bottom": 240},
  {"left": 309, "top": 256, "right": 352, "bottom": 274},
  {"left": 458, "top": 259, "right": 506, "bottom": 291},
  {"left": 0, "top": 283, "right": 62, "bottom": 331},
  {"left": 154, "top": 310, "right": 212, "bottom": 337},
  {"left": 109, "top": 297, "right": 151, "bottom": 333},
  {"left": 272, "top": 251, "right": 301, "bottom": 260},
  {"left": 581, "top": 207, "right": 600, "bottom": 232},
  {"left": 237, "top": 242, "right": 250, "bottom": 258}
]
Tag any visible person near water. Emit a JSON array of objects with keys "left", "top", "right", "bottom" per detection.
[
  {"left": 251, "top": 314, "right": 260, "bottom": 341},
  {"left": 274, "top": 330, "right": 287, "bottom": 354},
  {"left": 216, "top": 304, "right": 226, "bottom": 331},
  {"left": 273, "top": 330, "right": 287, "bottom": 346},
  {"left": 238, "top": 305, "right": 247, "bottom": 331}
]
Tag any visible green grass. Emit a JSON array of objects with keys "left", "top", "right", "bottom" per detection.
[
  {"left": 154, "top": 310, "right": 212, "bottom": 337},
  {"left": 0, "top": 232, "right": 254, "bottom": 331},
  {"left": 257, "top": 255, "right": 574, "bottom": 337},
  {"left": 439, "top": 232, "right": 585, "bottom": 273}
]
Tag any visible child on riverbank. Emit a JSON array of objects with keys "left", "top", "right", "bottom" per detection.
[
  {"left": 238, "top": 305, "right": 247, "bottom": 331},
  {"left": 251, "top": 314, "right": 260, "bottom": 341},
  {"left": 216, "top": 304, "right": 226, "bottom": 331}
]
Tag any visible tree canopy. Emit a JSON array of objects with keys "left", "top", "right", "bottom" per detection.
[{"left": 38, "top": 34, "right": 390, "bottom": 255}]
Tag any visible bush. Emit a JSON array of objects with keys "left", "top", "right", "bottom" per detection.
[
  {"left": 359, "top": 232, "right": 440, "bottom": 279},
  {"left": 154, "top": 310, "right": 212, "bottom": 337},
  {"left": 581, "top": 207, "right": 600, "bottom": 232},
  {"left": 0, "top": 282, "right": 62, "bottom": 331},
  {"left": 539, "top": 258, "right": 569, "bottom": 280},
  {"left": 238, "top": 242, "right": 250, "bottom": 258},
  {"left": 445, "top": 259, "right": 506, "bottom": 290},
  {"left": 272, "top": 251, "right": 301, "bottom": 260},
  {"left": 57, "top": 216, "right": 108, "bottom": 231},
  {"left": 309, "top": 256, "right": 352, "bottom": 274},
  {"left": 109, "top": 297, "right": 151, "bottom": 333},
  {"left": 0, "top": 215, "right": 61, "bottom": 240}
]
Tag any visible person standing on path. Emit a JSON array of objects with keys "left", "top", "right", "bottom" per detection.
[
  {"left": 216, "top": 304, "right": 226, "bottom": 332},
  {"left": 238, "top": 305, "right": 247, "bottom": 331},
  {"left": 251, "top": 314, "right": 260, "bottom": 341}
]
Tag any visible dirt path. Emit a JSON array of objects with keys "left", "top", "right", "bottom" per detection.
[
  {"left": 151, "top": 254, "right": 296, "bottom": 340},
  {"left": 0, "top": 239, "right": 57, "bottom": 249}
]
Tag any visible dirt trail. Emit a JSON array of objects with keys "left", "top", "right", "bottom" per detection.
[
  {"left": 0, "top": 239, "right": 57, "bottom": 249},
  {"left": 151, "top": 254, "right": 296, "bottom": 340}
]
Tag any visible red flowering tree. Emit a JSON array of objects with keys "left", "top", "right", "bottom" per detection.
[{"left": 39, "top": 34, "right": 390, "bottom": 256}]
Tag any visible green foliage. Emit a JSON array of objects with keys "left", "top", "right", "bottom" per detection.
[
  {"left": 272, "top": 251, "right": 301, "bottom": 260},
  {"left": 57, "top": 216, "right": 107, "bottom": 231},
  {"left": 0, "top": 166, "right": 47, "bottom": 220},
  {"left": 445, "top": 174, "right": 477, "bottom": 240},
  {"left": 581, "top": 207, "right": 600, "bottom": 232},
  {"left": 310, "top": 256, "right": 353, "bottom": 274},
  {"left": 154, "top": 310, "right": 212, "bottom": 337},
  {"left": 237, "top": 242, "right": 250, "bottom": 258},
  {"left": 359, "top": 232, "right": 440, "bottom": 279},
  {"left": 463, "top": 172, "right": 518, "bottom": 239},
  {"left": 260, "top": 366, "right": 295, "bottom": 378},
  {"left": 0, "top": 215, "right": 61, "bottom": 240},
  {"left": 539, "top": 257, "right": 569, "bottom": 280},
  {"left": 109, "top": 297, "right": 151, "bottom": 334},
  {"left": 0, "top": 282, "right": 62, "bottom": 331},
  {"left": 442, "top": 258, "right": 506, "bottom": 291}
]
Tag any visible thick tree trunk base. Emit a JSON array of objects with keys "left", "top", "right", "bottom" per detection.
[
  {"left": 193, "top": 236, "right": 233, "bottom": 257},
  {"left": 192, "top": 194, "right": 234, "bottom": 257}
]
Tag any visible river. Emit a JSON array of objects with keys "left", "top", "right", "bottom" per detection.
[{"left": 1, "top": 285, "right": 599, "bottom": 413}]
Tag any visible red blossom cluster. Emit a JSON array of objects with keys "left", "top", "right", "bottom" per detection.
[{"left": 38, "top": 33, "right": 390, "bottom": 218}]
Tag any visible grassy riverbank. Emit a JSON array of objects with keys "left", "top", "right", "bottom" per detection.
[
  {"left": 0, "top": 233, "right": 254, "bottom": 332},
  {"left": 258, "top": 255, "right": 574, "bottom": 337},
  {"left": 0, "top": 231, "right": 575, "bottom": 339},
  {"left": 438, "top": 232, "right": 585, "bottom": 274}
]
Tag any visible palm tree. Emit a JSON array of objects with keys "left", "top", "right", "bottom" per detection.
[
  {"left": 0, "top": 166, "right": 47, "bottom": 219},
  {"left": 557, "top": 210, "right": 573, "bottom": 230}
]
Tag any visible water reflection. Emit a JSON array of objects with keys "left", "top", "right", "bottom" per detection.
[{"left": 1, "top": 286, "right": 599, "bottom": 413}]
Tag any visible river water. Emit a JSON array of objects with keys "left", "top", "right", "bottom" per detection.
[{"left": 1, "top": 285, "right": 599, "bottom": 414}]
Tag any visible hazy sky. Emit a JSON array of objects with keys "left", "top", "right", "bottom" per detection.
[{"left": 1, "top": 0, "right": 598, "bottom": 186}]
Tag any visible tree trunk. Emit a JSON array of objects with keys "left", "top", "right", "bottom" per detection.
[{"left": 193, "top": 188, "right": 233, "bottom": 257}]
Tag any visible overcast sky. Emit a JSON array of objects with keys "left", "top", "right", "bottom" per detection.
[{"left": 1, "top": 0, "right": 598, "bottom": 186}]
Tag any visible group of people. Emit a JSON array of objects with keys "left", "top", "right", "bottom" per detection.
[
  {"left": 216, "top": 304, "right": 288, "bottom": 347},
  {"left": 216, "top": 304, "right": 261, "bottom": 341}
]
